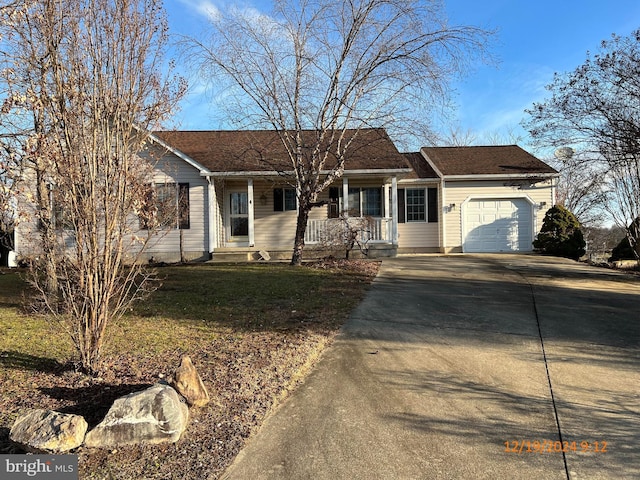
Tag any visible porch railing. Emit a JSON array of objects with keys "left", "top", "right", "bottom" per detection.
[{"left": 305, "top": 217, "right": 391, "bottom": 244}]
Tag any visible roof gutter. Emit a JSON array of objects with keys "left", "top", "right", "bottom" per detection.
[
  {"left": 202, "top": 168, "right": 412, "bottom": 178},
  {"left": 442, "top": 173, "right": 559, "bottom": 181}
]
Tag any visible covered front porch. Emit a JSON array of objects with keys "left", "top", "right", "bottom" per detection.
[{"left": 207, "top": 174, "right": 403, "bottom": 260}]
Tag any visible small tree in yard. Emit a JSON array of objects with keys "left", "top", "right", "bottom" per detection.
[
  {"left": 187, "top": 0, "right": 492, "bottom": 265},
  {"left": 533, "top": 205, "right": 586, "bottom": 260},
  {"left": 0, "top": 0, "right": 185, "bottom": 374}
]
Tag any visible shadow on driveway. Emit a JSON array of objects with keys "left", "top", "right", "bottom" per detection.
[{"left": 221, "top": 254, "right": 640, "bottom": 480}]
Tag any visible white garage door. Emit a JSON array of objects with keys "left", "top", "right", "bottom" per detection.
[{"left": 463, "top": 198, "right": 533, "bottom": 253}]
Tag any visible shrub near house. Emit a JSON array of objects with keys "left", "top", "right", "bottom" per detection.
[{"left": 533, "top": 205, "right": 586, "bottom": 260}]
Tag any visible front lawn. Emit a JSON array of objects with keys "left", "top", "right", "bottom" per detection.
[{"left": 0, "top": 260, "right": 379, "bottom": 479}]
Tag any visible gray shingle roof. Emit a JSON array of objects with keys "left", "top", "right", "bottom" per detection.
[
  {"left": 420, "top": 145, "right": 557, "bottom": 177},
  {"left": 153, "top": 128, "right": 409, "bottom": 173}
]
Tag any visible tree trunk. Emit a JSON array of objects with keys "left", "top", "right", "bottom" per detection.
[{"left": 291, "top": 206, "right": 310, "bottom": 266}]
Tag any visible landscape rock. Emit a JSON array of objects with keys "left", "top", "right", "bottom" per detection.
[
  {"left": 84, "top": 383, "right": 189, "bottom": 448},
  {"left": 170, "top": 355, "right": 210, "bottom": 407},
  {"left": 10, "top": 409, "right": 88, "bottom": 453}
]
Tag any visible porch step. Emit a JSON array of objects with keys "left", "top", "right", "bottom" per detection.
[{"left": 209, "top": 251, "right": 255, "bottom": 262}]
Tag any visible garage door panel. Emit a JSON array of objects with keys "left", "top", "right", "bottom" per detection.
[{"left": 463, "top": 198, "right": 532, "bottom": 253}]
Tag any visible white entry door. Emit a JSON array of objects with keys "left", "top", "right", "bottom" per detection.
[
  {"left": 228, "top": 191, "right": 249, "bottom": 243},
  {"left": 463, "top": 198, "right": 533, "bottom": 253}
]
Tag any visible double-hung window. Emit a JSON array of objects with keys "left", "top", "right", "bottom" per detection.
[{"left": 398, "top": 187, "right": 438, "bottom": 223}]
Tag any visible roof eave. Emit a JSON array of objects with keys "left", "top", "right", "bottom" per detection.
[
  {"left": 203, "top": 168, "right": 413, "bottom": 178},
  {"left": 418, "top": 149, "right": 445, "bottom": 179},
  {"left": 442, "top": 173, "right": 559, "bottom": 181},
  {"left": 147, "top": 132, "right": 214, "bottom": 176}
]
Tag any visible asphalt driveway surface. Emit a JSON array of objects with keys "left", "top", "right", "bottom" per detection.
[{"left": 220, "top": 255, "right": 640, "bottom": 480}]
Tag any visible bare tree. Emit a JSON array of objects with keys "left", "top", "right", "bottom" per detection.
[
  {"left": 440, "top": 124, "right": 525, "bottom": 147},
  {"left": 524, "top": 30, "right": 640, "bottom": 260},
  {"left": 548, "top": 148, "right": 607, "bottom": 226},
  {"left": 0, "top": 0, "right": 185, "bottom": 373},
  {"left": 186, "top": 0, "right": 492, "bottom": 265}
]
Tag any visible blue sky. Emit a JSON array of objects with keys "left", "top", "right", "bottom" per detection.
[{"left": 164, "top": 0, "right": 640, "bottom": 151}]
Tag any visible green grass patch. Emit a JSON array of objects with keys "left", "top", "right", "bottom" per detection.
[{"left": 0, "top": 261, "right": 379, "bottom": 478}]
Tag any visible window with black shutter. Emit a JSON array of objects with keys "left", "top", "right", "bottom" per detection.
[{"left": 397, "top": 187, "right": 438, "bottom": 223}]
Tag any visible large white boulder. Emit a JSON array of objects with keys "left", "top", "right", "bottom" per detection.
[{"left": 84, "top": 383, "right": 188, "bottom": 448}]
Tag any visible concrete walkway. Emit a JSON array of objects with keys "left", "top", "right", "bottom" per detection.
[{"left": 220, "top": 255, "right": 640, "bottom": 480}]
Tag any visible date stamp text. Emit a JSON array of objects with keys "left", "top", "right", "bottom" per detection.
[{"left": 504, "top": 440, "right": 607, "bottom": 454}]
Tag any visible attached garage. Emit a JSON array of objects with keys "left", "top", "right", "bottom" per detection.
[{"left": 462, "top": 197, "right": 534, "bottom": 253}]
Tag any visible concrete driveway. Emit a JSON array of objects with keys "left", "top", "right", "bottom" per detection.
[{"left": 220, "top": 255, "right": 640, "bottom": 480}]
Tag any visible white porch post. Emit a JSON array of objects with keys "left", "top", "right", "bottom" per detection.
[
  {"left": 342, "top": 177, "right": 349, "bottom": 215},
  {"left": 207, "top": 177, "right": 217, "bottom": 254},
  {"left": 440, "top": 179, "right": 446, "bottom": 253},
  {"left": 383, "top": 181, "right": 390, "bottom": 218},
  {"left": 391, "top": 176, "right": 398, "bottom": 246},
  {"left": 383, "top": 180, "right": 390, "bottom": 242},
  {"left": 247, "top": 178, "right": 255, "bottom": 247}
]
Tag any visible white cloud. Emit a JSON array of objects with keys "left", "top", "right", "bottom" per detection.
[{"left": 177, "top": 0, "right": 221, "bottom": 22}]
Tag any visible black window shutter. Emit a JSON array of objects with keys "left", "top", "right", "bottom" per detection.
[
  {"left": 427, "top": 187, "right": 438, "bottom": 223},
  {"left": 274, "top": 188, "right": 283, "bottom": 211},
  {"left": 398, "top": 188, "right": 405, "bottom": 223},
  {"left": 178, "top": 183, "right": 190, "bottom": 229}
]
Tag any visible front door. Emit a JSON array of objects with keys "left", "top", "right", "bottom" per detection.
[{"left": 228, "top": 191, "right": 249, "bottom": 244}]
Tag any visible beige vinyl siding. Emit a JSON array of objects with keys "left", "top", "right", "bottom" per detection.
[
  {"left": 14, "top": 150, "right": 210, "bottom": 262},
  {"left": 442, "top": 179, "right": 555, "bottom": 253},
  {"left": 141, "top": 152, "right": 209, "bottom": 261},
  {"left": 397, "top": 223, "right": 439, "bottom": 250}
]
